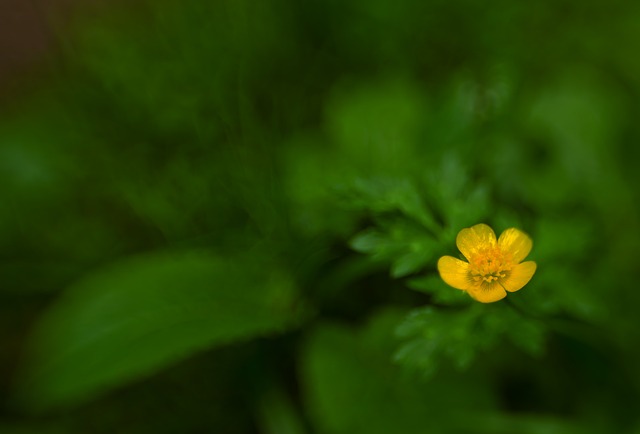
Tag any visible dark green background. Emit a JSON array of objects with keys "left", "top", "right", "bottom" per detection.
[{"left": 1, "top": 0, "right": 640, "bottom": 433}]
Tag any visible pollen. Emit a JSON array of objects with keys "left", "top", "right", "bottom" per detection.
[
  {"left": 437, "top": 224, "right": 537, "bottom": 303},
  {"left": 468, "top": 247, "right": 513, "bottom": 283}
]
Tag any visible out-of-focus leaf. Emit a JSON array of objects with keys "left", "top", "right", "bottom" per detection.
[
  {"left": 280, "top": 134, "right": 358, "bottom": 238},
  {"left": 325, "top": 77, "right": 429, "bottom": 176},
  {"left": 534, "top": 217, "right": 596, "bottom": 262},
  {"left": 395, "top": 304, "right": 545, "bottom": 376},
  {"left": 256, "top": 386, "right": 308, "bottom": 434},
  {"left": 349, "top": 228, "right": 386, "bottom": 255},
  {"left": 344, "top": 176, "right": 443, "bottom": 278},
  {"left": 406, "top": 274, "right": 471, "bottom": 305},
  {"left": 523, "top": 265, "right": 607, "bottom": 322},
  {"left": 71, "top": 0, "right": 291, "bottom": 133},
  {"left": 390, "top": 249, "right": 433, "bottom": 278},
  {"left": 349, "top": 219, "right": 440, "bottom": 278},
  {"left": 19, "top": 250, "right": 303, "bottom": 409},
  {"left": 340, "top": 177, "right": 440, "bottom": 232},
  {"left": 395, "top": 306, "right": 484, "bottom": 375},
  {"left": 426, "top": 153, "right": 492, "bottom": 232},
  {"left": 300, "top": 308, "right": 497, "bottom": 434},
  {"left": 446, "top": 413, "right": 599, "bottom": 434}
]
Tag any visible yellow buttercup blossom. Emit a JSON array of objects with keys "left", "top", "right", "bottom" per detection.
[{"left": 437, "top": 223, "right": 536, "bottom": 303}]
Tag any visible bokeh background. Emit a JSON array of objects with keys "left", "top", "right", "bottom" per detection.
[{"left": 1, "top": 0, "right": 640, "bottom": 433}]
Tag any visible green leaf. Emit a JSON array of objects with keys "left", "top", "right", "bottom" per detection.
[
  {"left": 390, "top": 249, "right": 432, "bottom": 278},
  {"left": 394, "top": 307, "right": 485, "bottom": 374},
  {"left": 406, "top": 275, "right": 471, "bottom": 305},
  {"left": 425, "top": 153, "right": 492, "bottom": 231},
  {"left": 349, "top": 223, "right": 439, "bottom": 278},
  {"left": 300, "top": 309, "right": 497, "bottom": 434},
  {"left": 256, "top": 386, "right": 308, "bottom": 434},
  {"left": 349, "top": 228, "right": 387, "bottom": 255},
  {"left": 341, "top": 177, "right": 440, "bottom": 232},
  {"left": 395, "top": 304, "right": 546, "bottom": 375},
  {"left": 19, "top": 250, "right": 303, "bottom": 410}
]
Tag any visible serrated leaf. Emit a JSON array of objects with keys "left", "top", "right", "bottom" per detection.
[
  {"left": 349, "top": 212, "right": 440, "bottom": 279},
  {"left": 19, "top": 250, "right": 303, "bottom": 410},
  {"left": 394, "top": 303, "right": 546, "bottom": 376},
  {"left": 353, "top": 177, "right": 440, "bottom": 232},
  {"left": 406, "top": 275, "right": 470, "bottom": 305},
  {"left": 425, "top": 153, "right": 491, "bottom": 230},
  {"left": 394, "top": 307, "right": 485, "bottom": 375},
  {"left": 300, "top": 309, "right": 497, "bottom": 434}
]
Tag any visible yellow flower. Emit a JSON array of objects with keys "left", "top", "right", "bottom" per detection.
[{"left": 437, "top": 223, "right": 537, "bottom": 303}]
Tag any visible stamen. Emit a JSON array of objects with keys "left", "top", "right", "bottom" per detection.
[{"left": 467, "top": 246, "right": 513, "bottom": 284}]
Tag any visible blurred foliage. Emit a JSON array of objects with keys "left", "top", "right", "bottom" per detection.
[
  {"left": 1, "top": 0, "right": 640, "bottom": 433},
  {"left": 20, "top": 250, "right": 304, "bottom": 410}
]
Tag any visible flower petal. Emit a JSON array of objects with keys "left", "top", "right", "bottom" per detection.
[
  {"left": 498, "top": 228, "right": 533, "bottom": 263},
  {"left": 437, "top": 256, "right": 471, "bottom": 290},
  {"left": 502, "top": 261, "right": 537, "bottom": 292},
  {"left": 467, "top": 281, "right": 506, "bottom": 303},
  {"left": 456, "top": 224, "right": 497, "bottom": 261}
]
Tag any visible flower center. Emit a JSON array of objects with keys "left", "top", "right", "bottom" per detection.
[{"left": 468, "top": 247, "right": 513, "bottom": 283}]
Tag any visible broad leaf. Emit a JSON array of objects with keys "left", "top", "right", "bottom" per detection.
[{"left": 20, "top": 250, "right": 303, "bottom": 409}]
